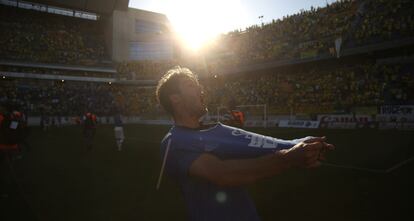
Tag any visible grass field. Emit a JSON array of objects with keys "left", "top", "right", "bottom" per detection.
[{"left": 2, "top": 124, "right": 414, "bottom": 221}]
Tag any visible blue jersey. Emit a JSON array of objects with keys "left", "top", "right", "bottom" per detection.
[{"left": 160, "top": 123, "right": 313, "bottom": 221}]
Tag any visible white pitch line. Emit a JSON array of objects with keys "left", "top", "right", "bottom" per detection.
[
  {"left": 322, "top": 156, "right": 414, "bottom": 174},
  {"left": 321, "top": 162, "right": 385, "bottom": 173},
  {"left": 386, "top": 156, "right": 414, "bottom": 173}
]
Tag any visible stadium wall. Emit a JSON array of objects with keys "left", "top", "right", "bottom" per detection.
[
  {"left": 27, "top": 116, "right": 173, "bottom": 126},
  {"left": 103, "top": 16, "right": 113, "bottom": 62},
  {"left": 26, "top": 105, "right": 414, "bottom": 131}
]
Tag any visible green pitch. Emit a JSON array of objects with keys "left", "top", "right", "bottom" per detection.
[{"left": 3, "top": 125, "right": 414, "bottom": 221}]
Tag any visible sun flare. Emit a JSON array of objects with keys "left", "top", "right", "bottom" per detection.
[{"left": 166, "top": 0, "right": 248, "bottom": 51}]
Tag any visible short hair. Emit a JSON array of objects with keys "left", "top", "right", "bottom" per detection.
[{"left": 156, "top": 66, "right": 199, "bottom": 115}]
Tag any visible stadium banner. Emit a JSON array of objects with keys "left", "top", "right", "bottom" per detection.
[
  {"left": 136, "top": 120, "right": 173, "bottom": 125},
  {"left": 317, "top": 114, "right": 373, "bottom": 129},
  {"left": 244, "top": 120, "right": 264, "bottom": 128},
  {"left": 376, "top": 114, "right": 414, "bottom": 122},
  {"left": 378, "top": 105, "right": 414, "bottom": 115},
  {"left": 319, "top": 122, "right": 357, "bottom": 129},
  {"left": 377, "top": 105, "right": 414, "bottom": 122},
  {"left": 378, "top": 122, "right": 399, "bottom": 130},
  {"left": 97, "top": 117, "right": 173, "bottom": 125},
  {"left": 378, "top": 122, "right": 414, "bottom": 130},
  {"left": 266, "top": 120, "right": 279, "bottom": 127},
  {"left": 278, "top": 120, "right": 320, "bottom": 129},
  {"left": 28, "top": 116, "right": 80, "bottom": 126},
  {"left": 318, "top": 114, "right": 373, "bottom": 123},
  {"left": 244, "top": 120, "right": 295, "bottom": 128}
]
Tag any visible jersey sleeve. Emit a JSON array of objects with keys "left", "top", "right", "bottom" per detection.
[
  {"left": 270, "top": 136, "right": 316, "bottom": 149},
  {"left": 207, "top": 124, "right": 316, "bottom": 159}
]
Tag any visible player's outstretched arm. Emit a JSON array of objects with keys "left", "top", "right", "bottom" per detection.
[{"left": 189, "top": 139, "right": 332, "bottom": 187}]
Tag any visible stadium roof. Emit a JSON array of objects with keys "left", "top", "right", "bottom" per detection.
[{"left": 28, "top": 0, "right": 129, "bottom": 15}]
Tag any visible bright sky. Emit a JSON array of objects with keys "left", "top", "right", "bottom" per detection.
[{"left": 129, "top": 0, "right": 337, "bottom": 50}]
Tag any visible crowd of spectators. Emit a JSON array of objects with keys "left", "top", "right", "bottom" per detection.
[
  {"left": 0, "top": 79, "right": 158, "bottom": 118},
  {"left": 204, "top": 63, "right": 414, "bottom": 115},
  {"left": 212, "top": 0, "right": 414, "bottom": 65},
  {"left": 207, "top": 0, "right": 355, "bottom": 66},
  {"left": 1, "top": 62, "right": 412, "bottom": 117},
  {"left": 0, "top": 4, "right": 109, "bottom": 66},
  {"left": 203, "top": 0, "right": 414, "bottom": 68},
  {"left": 352, "top": 0, "right": 414, "bottom": 46}
]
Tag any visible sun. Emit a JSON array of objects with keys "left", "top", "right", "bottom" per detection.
[{"left": 166, "top": 0, "right": 248, "bottom": 51}]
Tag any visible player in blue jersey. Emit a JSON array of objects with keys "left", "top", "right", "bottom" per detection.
[{"left": 155, "top": 67, "right": 334, "bottom": 221}]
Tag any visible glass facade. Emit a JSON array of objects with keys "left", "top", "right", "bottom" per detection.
[{"left": 129, "top": 41, "right": 173, "bottom": 60}]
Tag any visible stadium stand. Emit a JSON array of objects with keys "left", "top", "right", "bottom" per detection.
[
  {"left": 0, "top": 78, "right": 158, "bottom": 117},
  {"left": 203, "top": 0, "right": 414, "bottom": 67},
  {"left": 0, "top": 0, "right": 413, "bottom": 120},
  {"left": 0, "top": 4, "right": 110, "bottom": 66},
  {"left": 352, "top": 0, "right": 414, "bottom": 46},
  {"left": 204, "top": 63, "right": 414, "bottom": 115},
  {"left": 2, "top": 61, "right": 412, "bottom": 118},
  {"left": 117, "top": 0, "right": 414, "bottom": 77}
]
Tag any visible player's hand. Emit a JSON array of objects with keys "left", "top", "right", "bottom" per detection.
[
  {"left": 304, "top": 136, "right": 335, "bottom": 162},
  {"left": 315, "top": 137, "right": 335, "bottom": 161},
  {"left": 281, "top": 137, "right": 332, "bottom": 169}
]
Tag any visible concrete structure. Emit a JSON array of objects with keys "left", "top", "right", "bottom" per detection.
[
  {"left": 28, "top": 0, "right": 129, "bottom": 15},
  {"left": 0, "top": 0, "right": 177, "bottom": 84},
  {"left": 107, "top": 8, "right": 176, "bottom": 62}
]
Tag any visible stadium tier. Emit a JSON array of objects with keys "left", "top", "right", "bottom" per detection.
[
  {"left": 116, "top": 0, "right": 414, "bottom": 79},
  {"left": 0, "top": 4, "right": 110, "bottom": 66},
  {"left": 205, "top": 0, "right": 414, "bottom": 67},
  {"left": 0, "top": 78, "right": 157, "bottom": 116},
  {"left": 1, "top": 61, "right": 413, "bottom": 118},
  {"left": 204, "top": 63, "right": 414, "bottom": 115}
]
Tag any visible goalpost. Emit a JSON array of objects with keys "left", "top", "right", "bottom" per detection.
[{"left": 215, "top": 104, "right": 267, "bottom": 128}]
